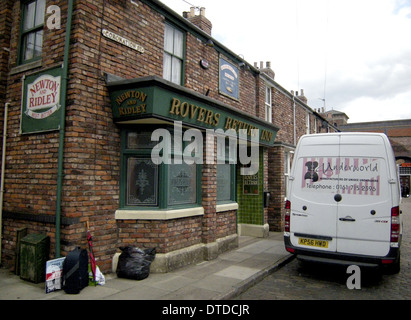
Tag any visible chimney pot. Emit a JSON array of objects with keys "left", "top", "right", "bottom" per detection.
[
  {"left": 266, "top": 61, "right": 271, "bottom": 68},
  {"left": 185, "top": 6, "right": 212, "bottom": 36}
]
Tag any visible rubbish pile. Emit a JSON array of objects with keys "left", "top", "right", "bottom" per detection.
[{"left": 44, "top": 221, "right": 155, "bottom": 295}]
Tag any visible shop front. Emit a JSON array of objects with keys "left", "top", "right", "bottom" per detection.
[{"left": 107, "top": 76, "right": 278, "bottom": 271}]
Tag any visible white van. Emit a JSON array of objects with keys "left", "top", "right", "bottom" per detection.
[{"left": 284, "top": 132, "right": 402, "bottom": 273}]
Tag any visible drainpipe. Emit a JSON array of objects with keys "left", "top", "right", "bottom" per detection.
[
  {"left": 55, "top": 0, "right": 74, "bottom": 258},
  {"left": 293, "top": 95, "right": 296, "bottom": 146},
  {"left": 0, "top": 102, "right": 9, "bottom": 265}
]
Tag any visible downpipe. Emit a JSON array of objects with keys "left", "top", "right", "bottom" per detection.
[
  {"left": 293, "top": 95, "right": 296, "bottom": 145},
  {"left": 55, "top": 0, "right": 74, "bottom": 258},
  {"left": 0, "top": 102, "right": 10, "bottom": 265}
]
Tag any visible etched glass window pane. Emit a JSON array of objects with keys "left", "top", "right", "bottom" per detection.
[
  {"left": 168, "top": 163, "right": 196, "bottom": 205},
  {"left": 217, "top": 164, "right": 231, "bottom": 201},
  {"left": 127, "top": 158, "right": 158, "bottom": 206}
]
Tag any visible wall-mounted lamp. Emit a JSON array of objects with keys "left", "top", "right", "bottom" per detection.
[
  {"left": 237, "top": 54, "right": 249, "bottom": 70},
  {"left": 205, "top": 39, "right": 214, "bottom": 47}
]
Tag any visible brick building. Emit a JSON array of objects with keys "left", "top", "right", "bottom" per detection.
[{"left": 0, "top": 0, "right": 338, "bottom": 273}]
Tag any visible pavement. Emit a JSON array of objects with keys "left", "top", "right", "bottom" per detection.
[{"left": 0, "top": 232, "right": 292, "bottom": 300}]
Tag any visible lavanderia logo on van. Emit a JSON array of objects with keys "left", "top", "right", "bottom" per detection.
[{"left": 26, "top": 74, "right": 61, "bottom": 119}]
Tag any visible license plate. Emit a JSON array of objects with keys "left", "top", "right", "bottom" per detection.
[{"left": 298, "top": 238, "right": 329, "bottom": 248}]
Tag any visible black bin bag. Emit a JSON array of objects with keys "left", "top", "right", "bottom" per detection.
[{"left": 116, "top": 247, "right": 156, "bottom": 280}]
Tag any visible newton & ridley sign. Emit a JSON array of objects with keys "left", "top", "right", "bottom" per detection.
[{"left": 21, "top": 67, "right": 63, "bottom": 134}]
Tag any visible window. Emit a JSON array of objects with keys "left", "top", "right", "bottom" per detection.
[
  {"left": 121, "top": 127, "right": 200, "bottom": 209},
  {"left": 265, "top": 86, "right": 272, "bottom": 123},
  {"left": 127, "top": 157, "right": 159, "bottom": 206},
  {"left": 20, "top": 0, "right": 45, "bottom": 64},
  {"left": 168, "top": 162, "right": 197, "bottom": 206},
  {"left": 216, "top": 137, "right": 236, "bottom": 202},
  {"left": 163, "top": 23, "right": 184, "bottom": 85},
  {"left": 306, "top": 113, "right": 310, "bottom": 134}
]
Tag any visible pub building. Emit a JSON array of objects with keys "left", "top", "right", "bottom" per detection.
[{"left": 0, "top": 0, "right": 338, "bottom": 273}]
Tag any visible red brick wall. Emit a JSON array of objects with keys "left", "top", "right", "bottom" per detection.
[
  {"left": 216, "top": 210, "right": 237, "bottom": 238},
  {"left": 268, "top": 147, "right": 285, "bottom": 231},
  {"left": 116, "top": 217, "right": 202, "bottom": 253},
  {"left": 0, "top": 0, "right": 13, "bottom": 106},
  {"left": 2, "top": 0, "right": 68, "bottom": 268}
]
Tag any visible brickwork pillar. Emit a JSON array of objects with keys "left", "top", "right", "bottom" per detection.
[
  {"left": 201, "top": 132, "right": 217, "bottom": 245},
  {"left": 268, "top": 146, "right": 285, "bottom": 231}
]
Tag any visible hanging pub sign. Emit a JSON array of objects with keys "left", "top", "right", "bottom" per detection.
[
  {"left": 20, "top": 67, "right": 63, "bottom": 134},
  {"left": 219, "top": 58, "right": 239, "bottom": 100}
]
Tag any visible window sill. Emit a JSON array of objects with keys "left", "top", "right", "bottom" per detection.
[
  {"left": 216, "top": 202, "right": 238, "bottom": 212},
  {"left": 115, "top": 206, "right": 204, "bottom": 220},
  {"left": 10, "top": 59, "right": 42, "bottom": 75}
]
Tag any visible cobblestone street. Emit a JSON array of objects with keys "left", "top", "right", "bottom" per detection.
[{"left": 235, "top": 198, "right": 411, "bottom": 300}]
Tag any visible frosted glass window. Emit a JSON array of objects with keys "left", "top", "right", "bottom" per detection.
[
  {"left": 168, "top": 163, "right": 196, "bottom": 205},
  {"left": 126, "top": 158, "right": 158, "bottom": 206}
]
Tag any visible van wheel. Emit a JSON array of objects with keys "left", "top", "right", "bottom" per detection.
[{"left": 384, "top": 254, "right": 401, "bottom": 275}]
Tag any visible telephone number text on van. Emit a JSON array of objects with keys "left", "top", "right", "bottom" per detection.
[
  {"left": 336, "top": 184, "right": 377, "bottom": 192},
  {"left": 306, "top": 183, "right": 377, "bottom": 192}
]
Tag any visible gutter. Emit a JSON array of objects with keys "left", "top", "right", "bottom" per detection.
[
  {"left": 0, "top": 102, "right": 10, "bottom": 265},
  {"left": 55, "top": 0, "right": 74, "bottom": 258}
]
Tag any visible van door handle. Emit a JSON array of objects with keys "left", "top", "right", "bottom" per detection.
[{"left": 339, "top": 216, "right": 356, "bottom": 222}]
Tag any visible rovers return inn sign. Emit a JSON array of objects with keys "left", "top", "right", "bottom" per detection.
[
  {"left": 21, "top": 67, "right": 63, "bottom": 134},
  {"left": 107, "top": 77, "right": 278, "bottom": 147}
]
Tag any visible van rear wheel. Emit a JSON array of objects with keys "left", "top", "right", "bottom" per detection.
[{"left": 384, "top": 252, "right": 400, "bottom": 275}]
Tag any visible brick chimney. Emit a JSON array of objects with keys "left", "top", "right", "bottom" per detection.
[
  {"left": 297, "top": 89, "right": 308, "bottom": 104},
  {"left": 183, "top": 7, "right": 212, "bottom": 36},
  {"left": 254, "top": 61, "right": 275, "bottom": 80}
]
